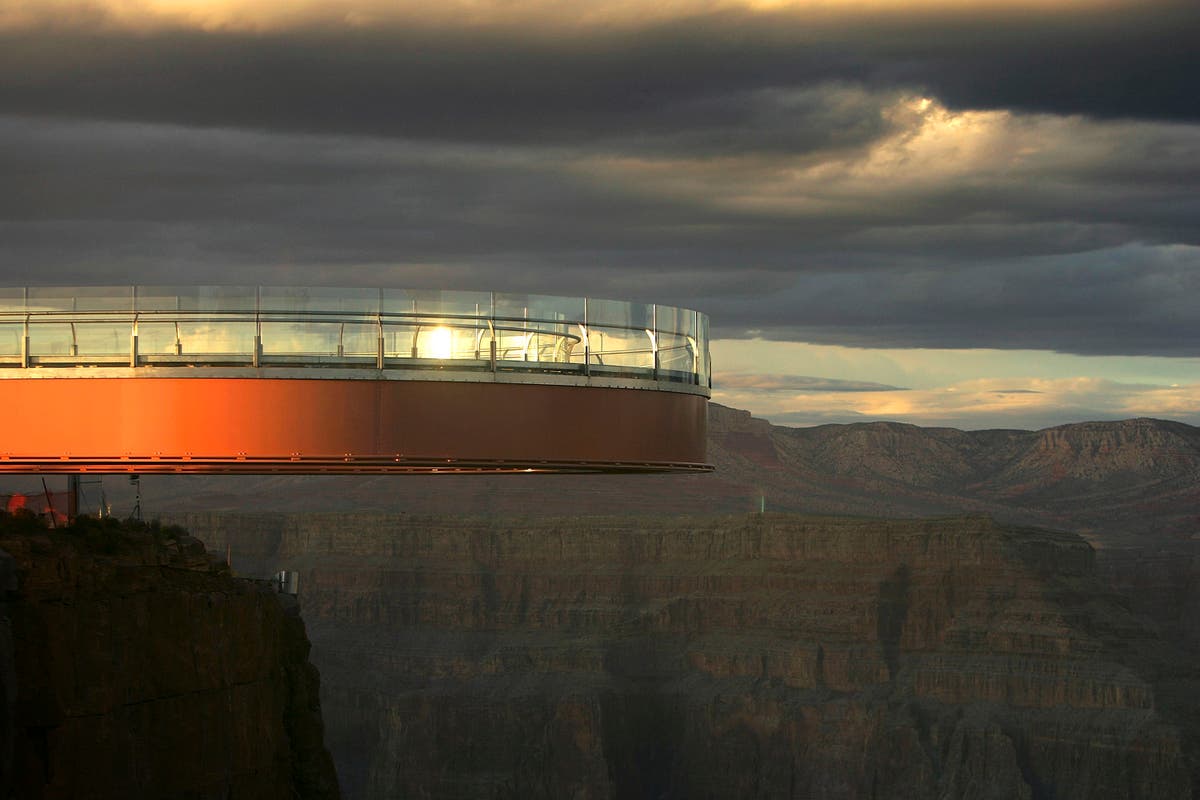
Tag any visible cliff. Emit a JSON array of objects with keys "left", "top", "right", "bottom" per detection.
[
  {"left": 0, "top": 514, "right": 340, "bottom": 800},
  {"left": 171, "top": 511, "right": 1200, "bottom": 799}
]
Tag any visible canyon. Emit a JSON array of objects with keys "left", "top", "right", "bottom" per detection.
[
  {"left": 5, "top": 404, "right": 1200, "bottom": 797},
  {"left": 170, "top": 511, "right": 1200, "bottom": 799}
]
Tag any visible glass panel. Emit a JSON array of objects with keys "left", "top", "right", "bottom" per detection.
[
  {"left": 27, "top": 286, "right": 134, "bottom": 312},
  {"left": 656, "top": 331, "right": 692, "bottom": 374},
  {"left": 586, "top": 325, "right": 654, "bottom": 370},
  {"left": 494, "top": 293, "right": 584, "bottom": 323},
  {"left": 75, "top": 321, "right": 130, "bottom": 357},
  {"left": 558, "top": 321, "right": 587, "bottom": 366},
  {"left": 382, "top": 289, "right": 490, "bottom": 319},
  {"left": 260, "top": 320, "right": 339, "bottom": 355},
  {"left": 492, "top": 294, "right": 582, "bottom": 364},
  {"left": 382, "top": 324, "right": 415, "bottom": 360},
  {"left": 256, "top": 289, "right": 375, "bottom": 356},
  {"left": 382, "top": 290, "right": 490, "bottom": 361},
  {"left": 494, "top": 327, "right": 533, "bottom": 362},
  {"left": 259, "top": 286, "right": 379, "bottom": 315},
  {"left": 0, "top": 323, "right": 21, "bottom": 356},
  {"left": 136, "top": 285, "right": 257, "bottom": 313},
  {"left": 0, "top": 323, "right": 19, "bottom": 355},
  {"left": 412, "top": 324, "right": 480, "bottom": 360},
  {"left": 339, "top": 323, "right": 380, "bottom": 357},
  {"left": 132, "top": 320, "right": 253, "bottom": 357},
  {"left": 585, "top": 298, "right": 652, "bottom": 329},
  {"left": 134, "top": 287, "right": 255, "bottom": 355},
  {"left": 654, "top": 305, "right": 701, "bottom": 379},
  {"left": 27, "top": 323, "right": 77, "bottom": 355},
  {"left": 0, "top": 288, "right": 24, "bottom": 314},
  {"left": 653, "top": 304, "right": 698, "bottom": 338},
  {"left": 180, "top": 322, "right": 255, "bottom": 356},
  {"left": 137, "top": 321, "right": 182, "bottom": 355}
]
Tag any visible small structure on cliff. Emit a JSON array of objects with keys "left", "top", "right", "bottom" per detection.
[{"left": 0, "top": 286, "right": 711, "bottom": 475}]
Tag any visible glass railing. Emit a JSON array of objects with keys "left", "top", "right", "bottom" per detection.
[{"left": 0, "top": 286, "right": 711, "bottom": 391}]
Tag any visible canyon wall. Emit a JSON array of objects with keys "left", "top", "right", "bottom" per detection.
[
  {"left": 172, "top": 511, "right": 1199, "bottom": 799},
  {"left": 0, "top": 516, "right": 340, "bottom": 800}
]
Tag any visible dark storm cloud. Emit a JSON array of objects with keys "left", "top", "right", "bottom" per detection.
[
  {"left": 0, "top": 25, "right": 874, "bottom": 150},
  {"left": 2, "top": 1, "right": 1199, "bottom": 360},
  {"left": 708, "top": 244, "right": 1200, "bottom": 356},
  {"left": 2, "top": 109, "right": 1199, "bottom": 357},
  {"left": 855, "top": 1, "right": 1200, "bottom": 122},
  {"left": 1, "top": 0, "right": 1197, "bottom": 150},
  {"left": 719, "top": 374, "right": 904, "bottom": 392}
]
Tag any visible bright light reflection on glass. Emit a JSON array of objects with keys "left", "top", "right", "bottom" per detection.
[{"left": 426, "top": 327, "right": 453, "bottom": 359}]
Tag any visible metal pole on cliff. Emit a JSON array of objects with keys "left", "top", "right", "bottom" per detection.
[
  {"left": 130, "top": 474, "right": 142, "bottom": 522},
  {"left": 41, "top": 478, "right": 57, "bottom": 528},
  {"left": 67, "top": 474, "right": 79, "bottom": 522}
]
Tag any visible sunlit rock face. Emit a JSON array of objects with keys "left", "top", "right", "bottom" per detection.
[
  {"left": 176, "top": 512, "right": 1197, "bottom": 800},
  {"left": 0, "top": 520, "right": 340, "bottom": 800}
]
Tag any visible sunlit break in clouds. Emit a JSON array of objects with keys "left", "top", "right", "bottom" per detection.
[
  {"left": 0, "top": 0, "right": 1144, "bottom": 32},
  {"left": 2, "top": 0, "right": 1199, "bottom": 430}
]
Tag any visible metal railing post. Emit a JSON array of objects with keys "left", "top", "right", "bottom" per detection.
[
  {"left": 645, "top": 329, "right": 658, "bottom": 381},
  {"left": 130, "top": 314, "right": 139, "bottom": 368},
  {"left": 583, "top": 299, "right": 590, "bottom": 377},
  {"left": 253, "top": 286, "right": 262, "bottom": 368},
  {"left": 376, "top": 289, "right": 385, "bottom": 369},
  {"left": 377, "top": 316, "right": 385, "bottom": 369},
  {"left": 130, "top": 285, "right": 138, "bottom": 366},
  {"left": 652, "top": 304, "right": 659, "bottom": 380},
  {"left": 488, "top": 320, "right": 497, "bottom": 372},
  {"left": 687, "top": 335, "right": 699, "bottom": 387}
]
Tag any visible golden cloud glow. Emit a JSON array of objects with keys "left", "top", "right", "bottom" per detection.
[
  {"left": 708, "top": 340, "right": 1200, "bottom": 429},
  {"left": 714, "top": 375, "right": 1200, "bottom": 429},
  {"left": 575, "top": 93, "right": 1151, "bottom": 219},
  {"left": 0, "top": 0, "right": 1140, "bottom": 32}
]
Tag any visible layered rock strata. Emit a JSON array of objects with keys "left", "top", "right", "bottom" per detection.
[
  {"left": 171, "top": 511, "right": 1197, "bottom": 799},
  {"left": 0, "top": 516, "right": 340, "bottom": 800}
]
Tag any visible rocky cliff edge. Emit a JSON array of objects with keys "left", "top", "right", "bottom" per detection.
[{"left": 0, "top": 513, "right": 340, "bottom": 800}]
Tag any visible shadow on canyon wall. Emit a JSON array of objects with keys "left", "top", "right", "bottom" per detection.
[{"left": 171, "top": 512, "right": 1200, "bottom": 800}]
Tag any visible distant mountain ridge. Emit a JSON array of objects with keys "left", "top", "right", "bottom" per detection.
[
  {"left": 710, "top": 407, "right": 1200, "bottom": 543},
  {"left": 82, "top": 405, "right": 1200, "bottom": 546}
]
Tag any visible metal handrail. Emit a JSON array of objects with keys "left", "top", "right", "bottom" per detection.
[
  {"left": 0, "top": 315, "right": 683, "bottom": 377},
  {"left": 0, "top": 287, "right": 710, "bottom": 387}
]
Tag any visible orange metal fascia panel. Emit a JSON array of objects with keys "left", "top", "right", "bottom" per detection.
[{"left": 0, "top": 377, "right": 709, "bottom": 474}]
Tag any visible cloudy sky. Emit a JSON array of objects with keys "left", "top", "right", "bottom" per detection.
[{"left": 3, "top": 0, "right": 1198, "bottom": 429}]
